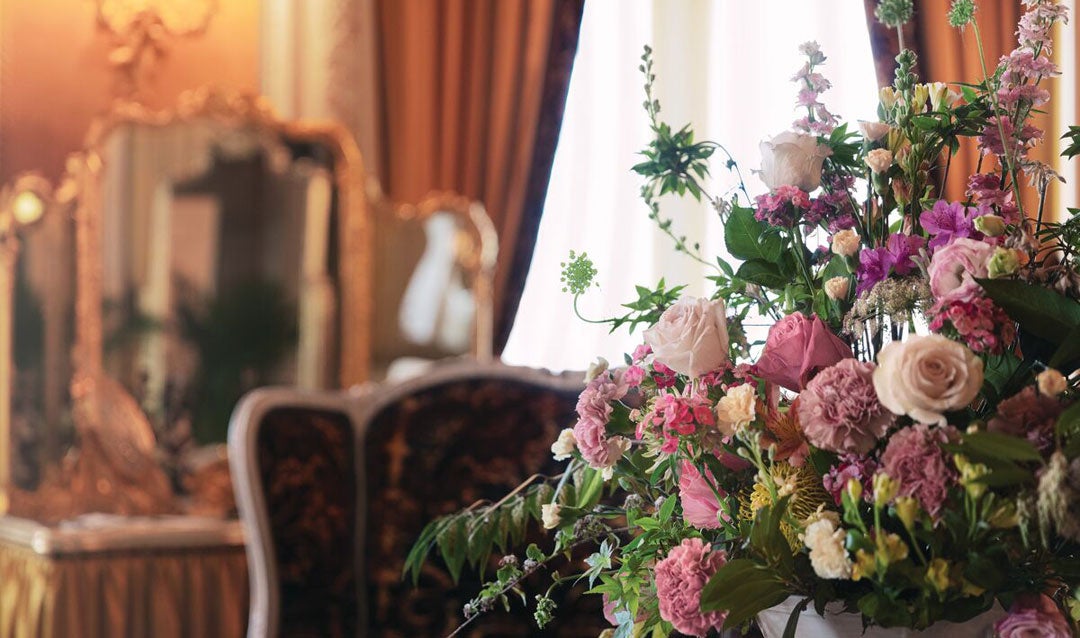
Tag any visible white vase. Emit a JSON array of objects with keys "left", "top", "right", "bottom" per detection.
[{"left": 756, "top": 596, "right": 1004, "bottom": 638}]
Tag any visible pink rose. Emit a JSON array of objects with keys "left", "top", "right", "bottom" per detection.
[
  {"left": 644, "top": 297, "right": 729, "bottom": 378},
  {"left": 995, "top": 594, "right": 1071, "bottom": 638},
  {"left": 928, "top": 237, "right": 995, "bottom": 302},
  {"left": 654, "top": 538, "right": 728, "bottom": 637},
  {"left": 678, "top": 460, "right": 728, "bottom": 529},
  {"left": 755, "top": 313, "right": 853, "bottom": 391}
]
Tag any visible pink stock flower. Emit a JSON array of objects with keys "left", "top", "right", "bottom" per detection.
[
  {"left": 879, "top": 424, "right": 958, "bottom": 518},
  {"left": 978, "top": 115, "right": 1043, "bottom": 158},
  {"left": 967, "top": 173, "right": 1021, "bottom": 223},
  {"left": 623, "top": 365, "right": 646, "bottom": 387},
  {"left": 926, "top": 296, "right": 1016, "bottom": 355},
  {"left": 823, "top": 454, "right": 878, "bottom": 505},
  {"left": 995, "top": 594, "right": 1072, "bottom": 638},
  {"left": 678, "top": 460, "right": 729, "bottom": 529},
  {"left": 654, "top": 538, "right": 728, "bottom": 637},
  {"left": 755, "top": 313, "right": 853, "bottom": 392},
  {"left": 798, "top": 359, "right": 894, "bottom": 455}
]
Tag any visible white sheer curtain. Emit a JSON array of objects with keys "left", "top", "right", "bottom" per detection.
[{"left": 503, "top": 0, "right": 880, "bottom": 371}]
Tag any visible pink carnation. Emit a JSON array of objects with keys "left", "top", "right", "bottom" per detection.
[
  {"left": 995, "top": 594, "right": 1071, "bottom": 638},
  {"left": 988, "top": 386, "right": 1063, "bottom": 453},
  {"left": 654, "top": 538, "right": 728, "bottom": 637},
  {"left": 798, "top": 359, "right": 894, "bottom": 455},
  {"left": 573, "top": 372, "right": 630, "bottom": 470},
  {"left": 678, "top": 460, "right": 728, "bottom": 529},
  {"left": 879, "top": 424, "right": 958, "bottom": 517}
]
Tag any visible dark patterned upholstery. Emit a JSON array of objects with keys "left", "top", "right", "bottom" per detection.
[
  {"left": 256, "top": 407, "right": 359, "bottom": 638},
  {"left": 363, "top": 374, "right": 608, "bottom": 637}
]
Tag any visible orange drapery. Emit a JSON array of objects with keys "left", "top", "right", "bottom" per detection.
[
  {"left": 864, "top": 1, "right": 1061, "bottom": 216},
  {"left": 373, "top": 0, "right": 585, "bottom": 351}
]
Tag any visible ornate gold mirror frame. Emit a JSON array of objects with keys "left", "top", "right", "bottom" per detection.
[
  {"left": 367, "top": 181, "right": 498, "bottom": 364},
  {"left": 4, "top": 87, "right": 371, "bottom": 521}
]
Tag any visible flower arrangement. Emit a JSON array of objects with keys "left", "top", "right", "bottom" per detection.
[{"left": 408, "top": 1, "right": 1080, "bottom": 635}]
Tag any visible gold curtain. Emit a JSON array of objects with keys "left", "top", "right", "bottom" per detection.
[{"left": 373, "top": 0, "right": 585, "bottom": 351}]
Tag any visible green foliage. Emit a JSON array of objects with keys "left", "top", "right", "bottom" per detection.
[
  {"left": 1062, "top": 127, "right": 1080, "bottom": 160},
  {"left": 607, "top": 279, "right": 687, "bottom": 334}
]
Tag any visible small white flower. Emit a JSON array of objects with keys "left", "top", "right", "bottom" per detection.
[
  {"left": 804, "top": 518, "right": 853, "bottom": 579},
  {"left": 715, "top": 384, "right": 757, "bottom": 436},
  {"left": 584, "top": 357, "right": 609, "bottom": 382},
  {"left": 831, "top": 229, "right": 860, "bottom": 258},
  {"left": 551, "top": 428, "right": 577, "bottom": 461},
  {"left": 824, "top": 276, "right": 850, "bottom": 301},
  {"left": 541, "top": 503, "right": 562, "bottom": 530}
]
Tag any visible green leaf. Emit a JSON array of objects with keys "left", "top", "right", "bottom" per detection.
[
  {"left": 978, "top": 278, "right": 1080, "bottom": 345},
  {"left": 783, "top": 598, "right": 812, "bottom": 638},
  {"left": 659, "top": 491, "right": 677, "bottom": 522},
  {"left": 576, "top": 466, "right": 605, "bottom": 510},
  {"left": 438, "top": 515, "right": 468, "bottom": 583},
  {"left": 725, "top": 206, "right": 782, "bottom": 262},
  {"left": 1049, "top": 324, "right": 1080, "bottom": 368},
  {"left": 960, "top": 431, "right": 1042, "bottom": 463},
  {"left": 700, "top": 559, "right": 789, "bottom": 626},
  {"left": 736, "top": 259, "right": 789, "bottom": 289}
]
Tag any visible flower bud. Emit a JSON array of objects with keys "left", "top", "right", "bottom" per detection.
[
  {"left": 927, "top": 82, "right": 950, "bottom": 111},
  {"left": 873, "top": 472, "right": 899, "bottom": 507},
  {"left": 831, "top": 229, "right": 860, "bottom": 258},
  {"left": 973, "top": 214, "right": 1007, "bottom": 237},
  {"left": 858, "top": 120, "right": 892, "bottom": 142},
  {"left": 879, "top": 87, "right": 899, "bottom": 110},
  {"left": 894, "top": 496, "right": 920, "bottom": 530},
  {"left": 912, "top": 84, "right": 930, "bottom": 112},
  {"left": 824, "top": 276, "right": 851, "bottom": 301},
  {"left": 1037, "top": 368, "right": 1068, "bottom": 396},
  {"left": 864, "top": 148, "right": 894, "bottom": 174},
  {"left": 845, "top": 477, "right": 863, "bottom": 503},
  {"left": 986, "top": 247, "right": 1022, "bottom": 279}
]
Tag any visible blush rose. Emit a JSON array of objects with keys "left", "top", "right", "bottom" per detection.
[
  {"left": 643, "top": 297, "right": 729, "bottom": 379},
  {"left": 872, "top": 334, "right": 983, "bottom": 426}
]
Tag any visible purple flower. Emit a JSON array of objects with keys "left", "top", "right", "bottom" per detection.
[
  {"left": 823, "top": 454, "right": 878, "bottom": 505},
  {"left": 885, "top": 233, "right": 925, "bottom": 275},
  {"left": 856, "top": 247, "right": 892, "bottom": 295},
  {"left": 919, "top": 200, "right": 984, "bottom": 251}
]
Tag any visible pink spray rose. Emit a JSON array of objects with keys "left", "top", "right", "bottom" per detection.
[
  {"left": 755, "top": 313, "right": 853, "bottom": 391},
  {"left": 798, "top": 359, "right": 894, "bottom": 455},
  {"left": 995, "top": 594, "right": 1071, "bottom": 638},
  {"left": 643, "top": 297, "right": 729, "bottom": 378},
  {"left": 928, "top": 237, "right": 995, "bottom": 302},
  {"left": 678, "top": 460, "right": 729, "bottom": 529},
  {"left": 879, "top": 424, "right": 958, "bottom": 518},
  {"left": 654, "top": 538, "right": 728, "bottom": 637}
]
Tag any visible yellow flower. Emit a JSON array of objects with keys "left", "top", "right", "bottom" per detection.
[
  {"left": 852, "top": 548, "right": 877, "bottom": 581},
  {"left": 878, "top": 532, "right": 909, "bottom": 566},
  {"left": 925, "top": 558, "right": 951, "bottom": 595},
  {"left": 987, "top": 500, "right": 1019, "bottom": 529},
  {"left": 846, "top": 477, "right": 863, "bottom": 503},
  {"left": 954, "top": 455, "right": 989, "bottom": 500},
  {"left": 873, "top": 473, "right": 899, "bottom": 507},
  {"left": 742, "top": 462, "right": 830, "bottom": 550},
  {"left": 894, "top": 496, "right": 920, "bottom": 530}
]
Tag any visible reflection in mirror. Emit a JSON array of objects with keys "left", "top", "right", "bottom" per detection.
[
  {"left": 10, "top": 195, "right": 77, "bottom": 489},
  {"left": 98, "top": 121, "right": 339, "bottom": 449},
  {"left": 371, "top": 189, "right": 497, "bottom": 380}
]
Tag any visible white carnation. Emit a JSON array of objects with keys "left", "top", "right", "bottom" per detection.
[{"left": 804, "top": 518, "right": 853, "bottom": 580}]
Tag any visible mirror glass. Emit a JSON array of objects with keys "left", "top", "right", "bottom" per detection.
[
  {"left": 11, "top": 208, "right": 77, "bottom": 489},
  {"left": 97, "top": 120, "right": 340, "bottom": 445}
]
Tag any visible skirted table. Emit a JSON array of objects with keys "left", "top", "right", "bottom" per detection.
[{"left": 0, "top": 515, "right": 248, "bottom": 638}]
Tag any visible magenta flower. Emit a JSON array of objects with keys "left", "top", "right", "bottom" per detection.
[
  {"left": 823, "top": 454, "right": 878, "bottom": 505},
  {"left": 654, "top": 538, "right": 728, "bottom": 637},
  {"left": 919, "top": 200, "right": 984, "bottom": 251},
  {"left": 885, "top": 233, "right": 925, "bottom": 275},
  {"left": 637, "top": 392, "right": 716, "bottom": 453}
]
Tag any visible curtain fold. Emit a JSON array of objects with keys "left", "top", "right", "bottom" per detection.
[
  {"left": 373, "top": 0, "right": 585, "bottom": 353},
  {"left": 865, "top": 1, "right": 1061, "bottom": 214}
]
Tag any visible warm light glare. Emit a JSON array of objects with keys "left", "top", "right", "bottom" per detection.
[{"left": 10, "top": 190, "right": 44, "bottom": 227}]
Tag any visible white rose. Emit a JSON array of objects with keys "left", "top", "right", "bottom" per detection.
[
  {"left": 804, "top": 518, "right": 852, "bottom": 580},
  {"left": 584, "top": 357, "right": 609, "bottom": 382},
  {"left": 758, "top": 131, "right": 832, "bottom": 192},
  {"left": 541, "top": 503, "right": 562, "bottom": 530},
  {"left": 872, "top": 334, "right": 984, "bottom": 426},
  {"left": 858, "top": 120, "right": 892, "bottom": 142},
  {"left": 824, "top": 276, "right": 850, "bottom": 300},
  {"left": 831, "top": 229, "right": 860, "bottom": 258},
  {"left": 864, "top": 148, "right": 893, "bottom": 174},
  {"left": 550, "top": 428, "right": 577, "bottom": 461},
  {"left": 643, "top": 297, "right": 729, "bottom": 378},
  {"left": 715, "top": 383, "right": 757, "bottom": 436}
]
